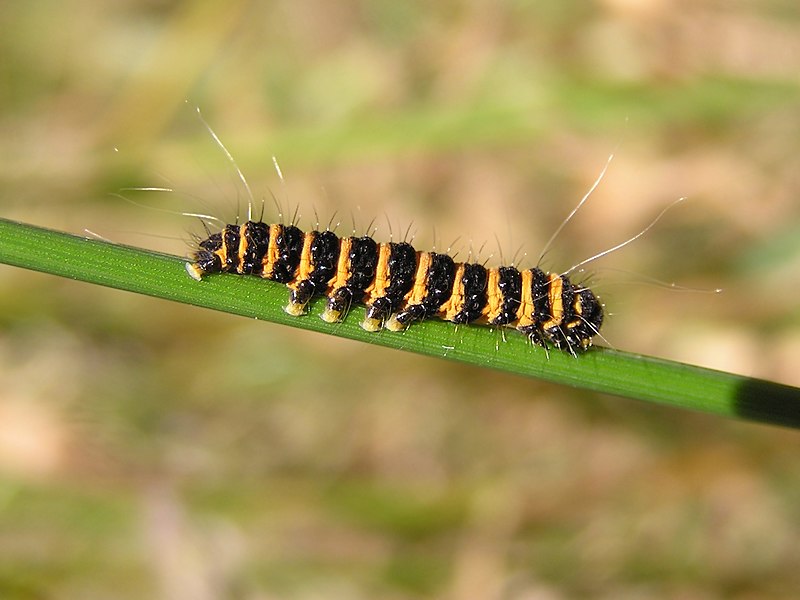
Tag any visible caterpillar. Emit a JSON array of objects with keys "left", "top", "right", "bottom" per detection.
[
  {"left": 185, "top": 221, "right": 604, "bottom": 355},
  {"left": 179, "top": 108, "right": 615, "bottom": 354}
]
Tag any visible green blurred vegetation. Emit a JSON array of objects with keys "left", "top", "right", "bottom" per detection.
[{"left": 1, "top": 1, "right": 799, "bottom": 599}]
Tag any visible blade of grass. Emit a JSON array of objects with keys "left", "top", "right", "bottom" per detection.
[{"left": 1, "top": 217, "right": 798, "bottom": 428}]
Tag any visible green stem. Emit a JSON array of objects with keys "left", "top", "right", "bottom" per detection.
[{"left": 1, "top": 217, "right": 798, "bottom": 428}]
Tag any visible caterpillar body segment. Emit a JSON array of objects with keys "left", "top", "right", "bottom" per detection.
[{"left": 188, "top": 221, "right": 604, "bottom": 354}]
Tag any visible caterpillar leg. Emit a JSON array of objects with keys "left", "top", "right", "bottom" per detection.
[
  {"left": 385, "top": 304, "right": 426, "bottom": 332},
  {"left": 321, "top": 287, "right": 353, "bottom": 323},
  {"left": 284, "top": 280, "right": 315, "bottom": 316},
  {"left": 362, "top": 297, "right": 393, "bottom": 332},
  {"left": 185, "top": 262, "right": 206, "bottom": 281}
]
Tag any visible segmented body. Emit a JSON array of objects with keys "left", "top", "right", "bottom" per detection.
[{"left": 186, "top": 221, "right": 604, "bottom": 354}]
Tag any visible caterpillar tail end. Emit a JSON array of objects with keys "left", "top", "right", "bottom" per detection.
[{"left": 185, "top": 262, "right": 205, "bottom": 281}]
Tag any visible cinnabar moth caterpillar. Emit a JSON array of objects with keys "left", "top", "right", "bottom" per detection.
[{"left": 186, "top": 222, "right": 604, "bottom": 355}]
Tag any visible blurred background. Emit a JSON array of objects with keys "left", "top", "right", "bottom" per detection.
[{"left": 1, "top": 1, "right": 799, "bottom": 598}]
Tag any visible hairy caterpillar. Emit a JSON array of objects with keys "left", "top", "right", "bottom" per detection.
[
  {"left": 178, "top": 109, "right": 700, "bottom": 356},
  {"left": 185, "top": 221, "right": 604, "bottom": 355}
]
